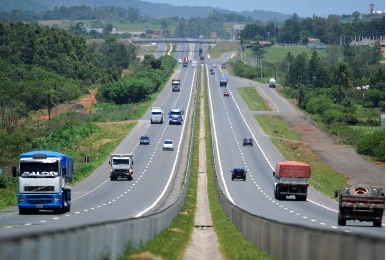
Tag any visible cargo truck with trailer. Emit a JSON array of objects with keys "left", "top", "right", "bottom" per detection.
[
  {"left": 273, "top": 161, "right": 311, "bottom": 201},
  {"left": 15, "top": 150, "right": 74, "bottom": 214},
  {"left": 109, "top": 154, "right": 134, "bottom": 181},
  {"left": 335, "top": 184, "right": 385, "bottom": 227}
]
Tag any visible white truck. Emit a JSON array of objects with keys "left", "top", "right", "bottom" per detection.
[
  {"left": 269, "top": 78, "right": 276, "bottom": 88},
  {"left": 150, "top": 106, "right": 164, "bottom": 124},
  {"left": 109, "top": 154, "right": 134, "bottom": 181},
  {"left": 172, "top": 79, "right": 181, "bottom": 92}
]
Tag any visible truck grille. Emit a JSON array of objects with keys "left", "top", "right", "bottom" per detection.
[{"left": 25, "top": 195, "right": 53, "bottom": 204}]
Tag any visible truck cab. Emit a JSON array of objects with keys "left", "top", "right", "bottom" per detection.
[
  {"left": 220, "top": 77, "right": 228, "bottom": 87},
  {"left": 109, "top": 154, "right": 134, "bottom": 181},
  {"left": 169, "top": 107, "right": 184, "bottom": 125},
  {"left": 172, "top": 79, "right": 181, "bottom": 92},
  {"left": 150, "top": 107, "right": 164, "bottom": 124},
  {"left": 269, "top": 78, "right": 276, "bottom": 88},
  {"left": 16, "top": 151, "right": 74, "bottom": 214}
]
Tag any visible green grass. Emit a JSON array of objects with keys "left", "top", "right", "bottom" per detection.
[
  {"left": 209, "top": 41, "right": 241, "bottom": 59},
  {"left": 255, "top": 115, "right": 348, "bottom": 198},
  {"left": 238, "top": 87, "right": 272, "bottom": 111},
  {"left": 244, "top": 45, "right": 328, "bottom": 64}
]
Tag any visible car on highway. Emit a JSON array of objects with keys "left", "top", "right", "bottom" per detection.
[
  {"left": 139, "top": 136, "right": 150, "bottom": 145},
  {"left": 242, "top": 137, "right": 253, "bottom": 146},
  {"left": 213, "top": 64, "right": 217, "bottom": 68},
  {"left": 163, "top": 140, "right": 174, "bottom": 151},
  {"left": 231, "top": 168, "right": 247, "bottom": 181},
  {"left": 223, "top": 91, "right": 230, "bottom": 97},
  {"left": 178, "top": 58, "right": 182, "bottom": 63},
  {"left": 210, "top": 68, "right": 215, "bottom": 75}
]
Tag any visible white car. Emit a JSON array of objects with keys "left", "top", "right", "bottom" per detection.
[
  {"left": 163, "top": 140, "right": 174, "bottom": 151},
  {"left": 213, "top": 64, "right": 217, "bottom": 68},
  {"left": 178, "top": 58, "right": 182, "bottom": 63}
]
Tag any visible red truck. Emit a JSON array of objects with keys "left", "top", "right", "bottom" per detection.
[{"left": 273, "top": 161, "right": 311, "bottom": 201}]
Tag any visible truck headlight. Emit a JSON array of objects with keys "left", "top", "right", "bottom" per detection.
[
  {"left": 19, "top": 196, "right": 24, "bottom": 203},
  {"left": 54, "top": 195, "right": 59, "bottom": 203}
]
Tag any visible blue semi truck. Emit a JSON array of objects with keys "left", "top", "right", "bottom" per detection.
[{"left": 14, "top": 150, "right": 74, "bottom": 215}]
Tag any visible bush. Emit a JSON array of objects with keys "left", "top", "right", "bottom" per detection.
[
  {"left": 355, "top": 129, "right": 385, "bottom": 161},
  {"left": 0, "top": 174, "right": 18, "bottom": 189}
]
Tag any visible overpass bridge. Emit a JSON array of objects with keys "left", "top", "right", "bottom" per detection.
[{"left": 131, "top": 38, "right": 218, "bottom": 45}]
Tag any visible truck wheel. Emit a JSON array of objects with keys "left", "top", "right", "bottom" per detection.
[
  {"left": 349, "top": 184, "right": 372, "bottom": 195},
  {"left": 110, "top": 177, "right": 114, "bottom": 181},
  {"left": 373, "top": 221, "right": 382, "bottom": 227},
  {"left": 276, "top": 186, "right": 283, "bottom": 200},
  {"left": 338, "top": 214, "right": 346, "bottom": 226},
  {"left": 19, "top": 208, "right": 28, "bottom": 215}
]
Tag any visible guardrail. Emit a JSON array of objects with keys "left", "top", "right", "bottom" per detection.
[{"left": 131, "top": 38, "right": 218, "bottom": 45}]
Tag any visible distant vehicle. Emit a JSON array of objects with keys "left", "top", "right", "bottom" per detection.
[
  {"left": 172, "top": 79, "right": 181, "bottom": 92},
  {"left": 163, "top": 140, "right": 174, "bottom": 151},
  {"left": 221, "top": 62, "right": 226, "bottom": 69},
  {"left": 109, "top": 154, "right": 134, "bottom": 181},
  {"left": 223, "top": 91, "right": 230, "bottom": 97},
  {"left": 269, "top": 78, "right": 276, "bottom": 88},
  {"left": 210, "top": 68, "right": 215, "bottom": 75},
  {"left": 183, "top": 57, "right": 189, "bottom": 68},
  {"left": 169, "top": 107, "right": 184, "bottom": 125},
  {"left": 231, "top": 168, "right": 247, "bottom": 181},
  {"left": 139, "top": 136, "right": 150, "bottom": 145},
  {"left": 191, "top": 60, "right": 197, "bottom": 68},
  {"left": 242, "top": 137, "right": 253, "bottom": 146},
  {"left": 213, "top": 64, "right": 217, "bottom": 68},
  {"left": 273, "top": 161, "right": 311, "bottom": 201},
  {"left": 220, "top": 77, "right": 228, "bottom": 87},
  {"left": 178, "top": 58, "right": 182, "bottom": 64},
  {"left": 150, "top": 107, "right": 164, "bottom": 124}
]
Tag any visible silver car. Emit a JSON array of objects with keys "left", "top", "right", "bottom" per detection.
[{"left": 162, "top": 140, "right": 174, "bottom": 151}]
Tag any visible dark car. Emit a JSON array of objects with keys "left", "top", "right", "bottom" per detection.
[
  {"left": 210, "top": 68, "right": 215, "bottom": 75},
  {"left": 243, "top": 137, "right": 253, "bottom": 146},
  {"left": 231, "top": 168, "right": 247, "bottom": 181},
  {"left": 139, "top": 136, "right": 150, "bottom": 145}
]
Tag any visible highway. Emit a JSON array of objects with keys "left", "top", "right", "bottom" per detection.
[
  {"left": 0, "top": 42, "right": 196, "bottom": 238},
  {"left": 205, "top": 52, "right": 385, "bottom": 239},
  {"left": 0, "top": 42, "right": 384, "bottom": 242}
]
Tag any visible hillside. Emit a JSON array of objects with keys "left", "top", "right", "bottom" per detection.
[{"left": 1, "top": 0, "right": 291, "bottom": 22}]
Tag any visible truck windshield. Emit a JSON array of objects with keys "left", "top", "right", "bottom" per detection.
[
  {"left": 152, "top": 112, "right": 161, "bottom": 115},
  {"left": 20, "top": 162, "right": 60, "bottom": 177},
  {"left": 112, "top": 159, "right": 130, "bottom": 165}
]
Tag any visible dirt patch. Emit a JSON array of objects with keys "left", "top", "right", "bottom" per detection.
[
  {"left": 33, "top": 89, "right": 97, "bottom": 121},
  {"left": 130, "top": 251, "right": 163, "bottom": 260},
  {"left": 273, "top": 112, "right": 385, "bottom": 189}
]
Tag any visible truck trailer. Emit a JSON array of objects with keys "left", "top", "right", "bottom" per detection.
[
  {"left": 273, "top": 161, "right": 311, "bottom": 201},
  {"left": 109, "top": 154, "right": 134, "bottom": 181},
  {"left": 15, "top": 150, "right": 74, "bottom": 214},
  {"left": 335, "top": 184, "right": 384, "bottom": 227}
]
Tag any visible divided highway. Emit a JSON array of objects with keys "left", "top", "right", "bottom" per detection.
[{"left": 0, "top": 42, "right": 383, "bottom": 245}]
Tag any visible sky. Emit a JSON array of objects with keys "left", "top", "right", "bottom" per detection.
[{"left": 143, "top": 0, "right": 385, "bottom": 17}]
